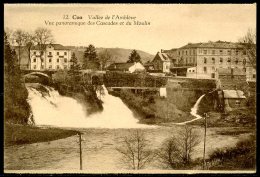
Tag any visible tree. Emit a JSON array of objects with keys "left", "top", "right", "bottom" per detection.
[
  {"left": 12, "top": 29, "right": 27, "bottom": 67},
  {"left": 127, "top": 50, "right": 142, "bottom": 63},
  {"left": 83, "top": 44, "right": 99, "bottom": 70},
  {"left": 157, "top": 125, "right": 200, "bottom": 169},
  {"left": 116, "top": 130, "right": 154, "bottom": 170},
  {"left": 238, "top": 28, "right": 256, "bottom": 69},
  {"left": 98, "top": 49, "right": 112, "bottom": 70},
  {"left": 33, "top": 27, "right": 54, "bottom": 69},
  {"left": 70, "top": 52, "right": 81, "bottom": 71},
  {"left": 178, "top": 125, "right": 200, "bottom": 165},
  {"left": 4, "top": 32, "right": 30, "bottom": 124}
]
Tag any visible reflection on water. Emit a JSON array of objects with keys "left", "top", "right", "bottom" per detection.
[{"left": 4, "top": 127, "right": 248, "bottom": 171}]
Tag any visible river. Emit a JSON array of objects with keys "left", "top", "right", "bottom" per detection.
[{"left": 4, "top": 83, "right": 251, "bottom": 172}]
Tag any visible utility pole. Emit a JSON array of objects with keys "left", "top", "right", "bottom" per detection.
[
  {"left": 78, "top": 132, "right": 83, "bottom": 170},
  {"left": 203, "top": 113, "right": 208, "bottom": 170}
]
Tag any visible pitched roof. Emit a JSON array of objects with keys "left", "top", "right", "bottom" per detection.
[
  {"left": 180, "top": 41, "right": 245, "bottom": 49},
  {"left": 31, "top": 44, "right": 69, "bottom": 50},
  {"left": 155, "top": 52, "right": 170, "bottom": 62},
  {"left": 106, "top": 62, "right": 135, "bottom": 70},
  {"left": 223, "top": 90, "right": 246, "bottom": 99}
]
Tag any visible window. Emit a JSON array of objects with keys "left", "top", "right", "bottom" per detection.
[
  {"left": 227, "top": 50, "right": 231, "bottom": 55},
  {"left": 220, "top": 50, "right": 223, "bottom": 54},
  {"left": 203, "top": 50, "right": 207, "bottom": 54},
  {"left": 33, "top": 58, "right": 36, "bottom": 62},
  {"left": 49, "top": 58, "right": 52, "bottom": 62},
  {"left": 33, "top": 65, "right": 36, "bottom": 69},
  {"left": 40, "top": 51, "right": 44, "bottom": 55},
  {"left": 227, "top": 58, "right": 231, "bottom": 62},
  {"left": 212, "top": 58, "right": 215, "bottom": 64},
  {"left": 212, "top": 50, "right": 215, "bottom": 55},
  {"left": 186, "top": 51, "right": 188, "bottom": 55},
  {"left": 253, "top": 74, "right": 256, "bottom": 79},
  {"left": 243, "top": 50, "right": 246, "bottom": 55},
  {"left": 220, "top": 58, "right": 223, "bottom": 63},
  {"left": 204, "top": 67, "right": 207, "bottom": 73},
  {"left": 192, "top": 70, "right": 195, "bottom": 72},
  {"left": 57, "top": 65, "right": 60, "bottom": 69},
  {"left": 236, "top": 50, "right": 239, "bottom": 55},
  {"left": 64, "top": 58, "right": 67, "bottom": 63},
  {"left": 57, "top": 52, "right": 59, "bottom": 55},
  {"left": 64, "top": 52, "right": 67, "bottom": 55},
  {"left": 204, "top": 57, "right": 207, "bottom": 64},
  {"left": 57, "top": 59, "right": 59, "bottom": 62},
  {"left": 49, "top": 65, "right": 52, "bottom": 69},
  {"left": 193, "top": 57, "right": 195, "bottom": 64},
  {"left": 235, "top": 100, "right": 240, "bottom": 106},
  {"left": 49, "top": 52, "right": 52, "bottom": 55}
]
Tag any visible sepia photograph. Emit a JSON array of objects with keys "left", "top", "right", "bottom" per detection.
[{"left": 3, "top": 3, "right": 256, "bottom": 174}]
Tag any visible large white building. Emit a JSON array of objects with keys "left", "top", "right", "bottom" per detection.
[
  {"left": 165, "top": 41, "right": 256, "bottom": 81},
  {"left": 30, "top": 44, "right": 71, "bottom": 70}
]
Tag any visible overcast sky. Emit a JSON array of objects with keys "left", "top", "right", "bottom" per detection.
[{"left": 4, "top": 4, "right": 256, "bottom": 54}]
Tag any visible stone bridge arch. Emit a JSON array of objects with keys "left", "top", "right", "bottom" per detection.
[{"left": 23, "top": 72, "right": 51, "bottom": 84}]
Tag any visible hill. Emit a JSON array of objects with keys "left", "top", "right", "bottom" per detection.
[{"left": 67, "top": 46, "right": 154, "bottom": 65}]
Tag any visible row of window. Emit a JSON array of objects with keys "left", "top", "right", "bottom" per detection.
[
  {"left": 199, "top": 49, "right": 246, "bottom": 55},
  {"left": 179, "top": 49, "right": 246, "bottom": 56},
  {"left": 32, "top": 58, "right": 68, "bottom": 63},
  {"left": 203, "top": 57, "right": 246, "bottom": 64},
  {"left": 32, "top": 65, "right": 68, "bottom": 69},
  {"left": 32, "top": 51, "right": 68, "bottom": 55}
]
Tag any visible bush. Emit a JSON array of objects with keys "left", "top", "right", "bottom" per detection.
[{"left": 208, "top": 135, "right": 256, "bottom": 170}]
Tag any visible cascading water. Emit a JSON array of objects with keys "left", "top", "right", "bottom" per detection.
[
  {"left": 26, "top": 83, "right": 152, "bottom": 128},
  {"left": 190, "top": 94, "right": 205, "bottom": 119},
  {"left": 173, "top": 94, "right": 205, "bottom": 125}
]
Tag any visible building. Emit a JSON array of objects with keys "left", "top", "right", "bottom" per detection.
[
  {"left": 222, "top": 90, "right": 246, "bottom": 112},
  {"left": 30, "top": 44, "right": 71, "bottom": 70},
  {"left": 106, "top": 62, "right": 145, "bottom": 73},
  {"left": 165, "top": 41, "right": 255, "bottom": 80},
  {"left": 150, "top": 51, "right": 171, "bottom": 73}
]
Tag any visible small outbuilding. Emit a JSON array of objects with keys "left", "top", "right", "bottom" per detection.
[{"left": 223, "top": 89, "right": 246, "bottom": 112}]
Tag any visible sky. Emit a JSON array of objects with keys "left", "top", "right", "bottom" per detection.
[{"left": 4, "top": 4, "right": 256, "bottom": 54}]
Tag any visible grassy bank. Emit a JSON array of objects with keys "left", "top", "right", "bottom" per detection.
[
  {"left": 4, "top": 123, "right": 79, "bottom": 147},
  {"left": 110, "top": 90, "right": 193, "bottom": 125}
]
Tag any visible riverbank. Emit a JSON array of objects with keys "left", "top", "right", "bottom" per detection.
[
  {"left": 4, "top": 123, "right": 79, "bottom": 147},
  {"left": 110, "top": 90, "right": 194, "bottom": 125}
]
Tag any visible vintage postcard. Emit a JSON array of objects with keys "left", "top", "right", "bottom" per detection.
[{"left": 3, "top": 3, "right": 256, "bottom": 174}]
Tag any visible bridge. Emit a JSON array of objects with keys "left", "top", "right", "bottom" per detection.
[{"left": 21, "top": 69, "right": 56, "bottom": 84}]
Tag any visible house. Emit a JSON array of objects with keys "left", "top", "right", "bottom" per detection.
[
  {"left": 163, "top": 41, "right": 254, "bottom": 79},
  {"left": 106, "top": 62, "right": 145, "bottom": 73},
  {"left": 30, "top": 44, "right": 71, "bottom": 70},
  {"left": 150, "top": 51, "right": 171, "bottom": 73},
  {"left": 222, "top": 90, "right": 246, "bottom": 112}
]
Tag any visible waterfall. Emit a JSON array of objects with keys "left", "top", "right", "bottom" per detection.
[
  {"left": 25, "top": 83, "right": 152, "bottom": 128},
  {"left": 190, "top": 94, "right": 205, "bottom": 119},
  {"left": 173, "top": 94, "right": 205, "bottom": 125}
]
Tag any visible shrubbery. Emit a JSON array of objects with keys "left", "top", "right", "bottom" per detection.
[
  {"left": 208, "top": 135, "right": 256, "bottom": 170},
  {"left": 104, "top": 71, "right": 167, "bottom": 88}
]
